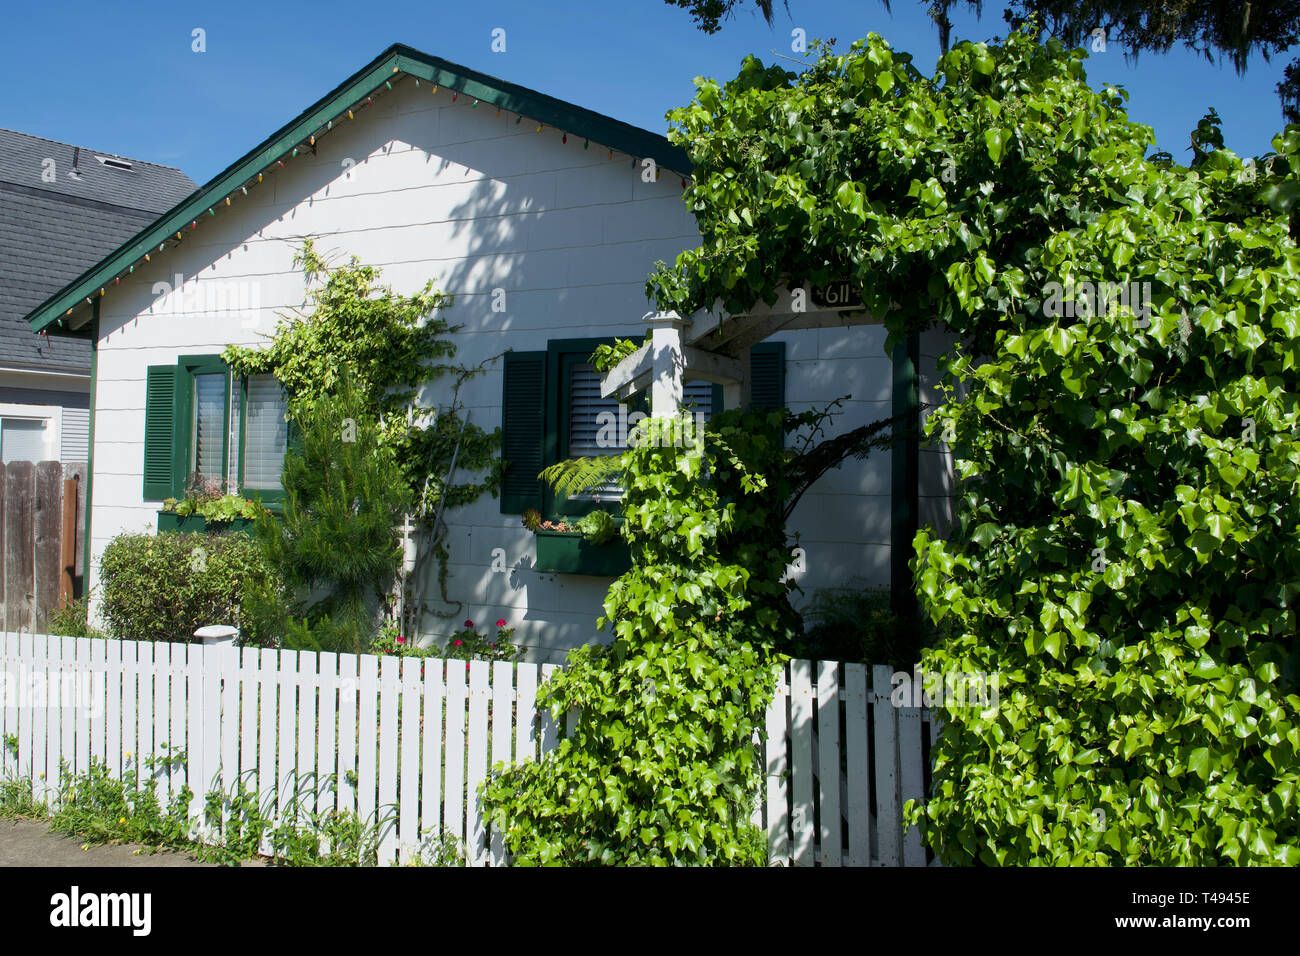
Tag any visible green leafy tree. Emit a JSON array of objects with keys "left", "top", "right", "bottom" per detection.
[
  {"left": 647, "top": 29, "right": 1300, "bottom": 864},
  {"left": 664, "top": 1, "right": 1300, "bottom": 116},
  {"left": 250, "top": 378, "right": 412, "bottom": 653},
  {"left": 664, "top": 0, "right": 781, "bottom": 33}
]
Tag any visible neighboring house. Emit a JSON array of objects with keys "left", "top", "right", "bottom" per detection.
[
  {"left": 0, "top": 129, "right": 194, "bottom": 465},
  {"left": 23, "top": 44, "right": 954, "bottom": 662}
]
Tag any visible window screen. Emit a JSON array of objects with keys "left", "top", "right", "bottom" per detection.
[
  {"left": 0, "top": 418, "right": 48, "bottom": 463},
  {"left": 192, "top": 373, "right": 226, "bottom": 481},
  {"left": 243, "top": 374, "right": 288, "bottom": 491},
  {"left": 565, "top": 364, "right": 715, "bottom": 501},
  {"left": 683, "top": 380, "right": 713, "bottom": 418},
  {"left": 568, "top": 361, "right": 623, "bottom": 500}
]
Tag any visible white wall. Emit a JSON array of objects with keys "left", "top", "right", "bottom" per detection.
[{"left": 88, "top": 76, "right": 954, "bottom": 661}]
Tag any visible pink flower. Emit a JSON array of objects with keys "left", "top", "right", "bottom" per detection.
[
  {"left": 396, "top": 637, "right": 406, "bottom": 644},
  {"left": 464, "top": 619, "right": 474, "bottom": 628},
  {"left": 453, "top": 639, "right": 463, "bottom": 647},
  {"left": 495, "top": 619, "right": 507, "bottom": 628}
]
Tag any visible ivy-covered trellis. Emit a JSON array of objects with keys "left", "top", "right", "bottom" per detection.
[{"left": 630, "top": 27, "right": 1300, "bottom": 865}]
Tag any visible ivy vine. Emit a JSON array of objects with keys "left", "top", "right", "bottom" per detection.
[
  {"left": 223, "top": 239, "right": 504, "bottom": 623},
  {"left": 646, "top": 28, "right": 1300, "bottom": 864}
]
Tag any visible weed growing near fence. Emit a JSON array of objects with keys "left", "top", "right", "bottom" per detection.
[
  {"left": 44, "top": 595, "right": 109, "bottom": 640},
  {"left": 0, "top": 776, "right": 45, "bottom": 819},
  {"left": 0, "top": 758, "right": 466, "bottom": 867}
]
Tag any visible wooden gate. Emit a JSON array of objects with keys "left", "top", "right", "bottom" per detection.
[{"left": 0, "top": 461, "right": 86, "bottom": 632}]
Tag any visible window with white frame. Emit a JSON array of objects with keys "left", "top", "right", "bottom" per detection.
[{"left": 0, "top": 404, "right": 62, "bottom": 464}]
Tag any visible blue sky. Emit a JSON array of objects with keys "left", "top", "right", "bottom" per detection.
[{"left": 0, "top": 0, "right": 1291, "bottom": 183}]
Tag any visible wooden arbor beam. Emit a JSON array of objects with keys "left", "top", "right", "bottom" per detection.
[
  {"left": 599, "top": 284, "right": 885, "bottom": 412},
  {"left": 599, "top": 312, "right": 744, "bottom": 408},
  {"left": 686, "top": 285, "right": 880, "bottom": 356}
]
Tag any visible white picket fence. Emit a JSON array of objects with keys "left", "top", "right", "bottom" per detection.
[{"left": 0, "top": 634, "right": 937, "bottom": 866}]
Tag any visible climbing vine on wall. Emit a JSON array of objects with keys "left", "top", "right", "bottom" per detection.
[{"left": 223, "top": 239, "right": 503, "bottom": 619}]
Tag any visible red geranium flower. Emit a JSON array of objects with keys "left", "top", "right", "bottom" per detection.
[
  {"left": 464, "top": 619, "right": 474, "bottom": 628},
  {"left": 453, "top": 639, "right": 463, "bottom": 647},
  {"left": 396, "top": 637, "right": 406, "bottom": 644},
  {"left": 495, "top": 619, "right": 507, "bottom": 628}
]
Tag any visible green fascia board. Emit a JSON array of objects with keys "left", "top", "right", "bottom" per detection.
[
  {"left": 390, "top": 47, "right": 691, "bottom": 173},
  {"left": 25, "top": 42, "right": 692, "bottom": 337}
]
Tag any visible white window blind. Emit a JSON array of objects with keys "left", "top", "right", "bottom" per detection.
[
  {"left": 0, "top": 418, "right": 48, "bottom": 463},
  {"left": 243, "top": 374, "right": 288, "bottom": 491},
  {"left": 565, "top": 364, "right": 714, "bottom": 501},
  {"left": 193, "top": 373, "right": 226, "bottom": 481},
  {"left": 568, "top": 362, "right": 622, "bottom": 500},
  {"left": 683, "top": 380, "right": 713, "bottom": 418}
]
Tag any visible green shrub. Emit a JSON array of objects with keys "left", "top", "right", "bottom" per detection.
[
  {"left": 645, "top": 27, "right": 1300, "bottom": 864},
  {"left": 482, "top": 409, "right": 797, "bottom": 865},
  {"left": 99, "top": 531, "right": 282, "bottom": 644}
]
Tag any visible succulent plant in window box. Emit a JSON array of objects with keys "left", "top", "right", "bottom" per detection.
[{"left": 572, "top": 509, "right": 616, "bottom": 545}]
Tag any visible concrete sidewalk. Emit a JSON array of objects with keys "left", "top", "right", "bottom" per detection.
[{"left": 0, "top": 820, "right": 212, "bottom": 867}]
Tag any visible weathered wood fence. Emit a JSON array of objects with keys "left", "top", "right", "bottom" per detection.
[
  {"left": 0, "top": 635, "right": 938, "bottom": 866},
  {"left": 0, "top": 462, "right": 85, "bottom": 632}
]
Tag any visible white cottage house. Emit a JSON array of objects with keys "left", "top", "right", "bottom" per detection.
[{"left": 23, "top": 44, "right": 955, "bottom": 662}]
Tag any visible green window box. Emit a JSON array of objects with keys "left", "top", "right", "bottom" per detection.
[
  {"left": 157, "top": 511, "right": 259, "bottom": 535},
  {"left": 533, "top": 529, "right": 631, "bottom": 577}
]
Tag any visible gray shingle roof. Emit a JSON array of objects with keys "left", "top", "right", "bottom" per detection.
[{"left": 0, "top": 128, "right": 195, "bottom": 374}]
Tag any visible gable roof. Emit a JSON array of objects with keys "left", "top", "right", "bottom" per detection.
[
  {"left": 0, "top": 129, "right": 195, "bottom": 372},
  {"left": 24, "top": 43, "right": 694, "bottom": 338}
]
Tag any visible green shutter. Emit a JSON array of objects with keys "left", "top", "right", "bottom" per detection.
[
  {"left": 143, "top": 365, "right": 178, "bottom": 499},
  {"left": 750, "top": 342, "right": 786, "bottom": 411},
  {"left": 501, "top": 350, "right": 546, "bottom": 513}
]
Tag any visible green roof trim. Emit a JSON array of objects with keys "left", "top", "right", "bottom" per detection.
[{"left": 26, "top": 42, "right": 692, "bottom": 336}]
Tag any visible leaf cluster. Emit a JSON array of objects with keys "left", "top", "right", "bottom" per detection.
[{"left": 481, "top": 409, "right": 800, "bottom": 864}]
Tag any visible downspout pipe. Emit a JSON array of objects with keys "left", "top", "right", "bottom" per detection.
[{"left": 890, "top": 331, "right": 920, "bottom": 621}]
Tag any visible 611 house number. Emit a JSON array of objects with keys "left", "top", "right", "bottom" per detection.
[{"left": 811, "top": 280, "right": 862, "bottom": 309}]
